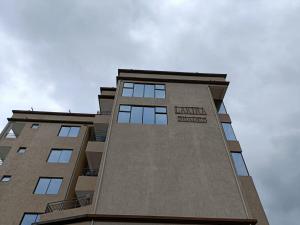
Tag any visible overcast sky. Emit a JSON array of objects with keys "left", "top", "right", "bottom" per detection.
[{"left": 0, "top": 1, "right": 299, "bottom": 224}]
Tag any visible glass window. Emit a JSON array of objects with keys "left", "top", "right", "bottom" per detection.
[
  {"left": 34, "top": 178, "right": 62, "bottom": 195},
  {"left": 118, "top": 112, "right": 130, "bottom": 123},
  {"left": 17, "top": 147, "right": 27, "bottom": 154},
  {"left": 144, "top": 85, "right": 155, "bottom": 98},
  {"left": 143, "top": 107, "right": 155, "bottom": 124},
  {"left": 31, "top": 124, "right": 39, "bottom": 129},
  {"left": 155, "top": 90, "right": 165, "bottom": 99},
  {"left": 1, "top": 175, "right": 11, "bottom": 182},
  {"left": 69, "top": 127, "right": 80, "bottom": 137},
  {"left": 231, "top": 152, "right": 249, "bottom": 176},
  {"left": 222, "top": 123, "right": 237, "bottom": 141},
  {"left": 218, "top": 102, "right": 227, "bottom": 114},
  {"left": 6, "top": 129, "right": 16, "bottom": 139},
  {"left": 59, "top": 150, "right": 72, "bottom": 163},
  {"left": 58, "top": 126, "right": 80, "bottom": 137},
  {"left": 58, "top": 126, "right": 69, "bottom": 137},
  {"left": 122, "top": 88, "right": 133, "bottom": 97},
  {"left": 130, "top": 107, "right": 143, "bottom": 124},
  {"left": 123, "top": 82, "right": 133, "bottom": 88},
  {"left": 46, "top": 178, "right": 63, "bottom": 194},
  {"left": 133, "top": 84, "right": 144, "bottom": 97},
  {"left": 122, "top": 82, "right": 165, "bottom": 99},
  {"left": 118, "top": 105, "right": 167, "bottom": 125},
  {"left": 47, "top": 149, "right": 72, "bottom": 163},
  {"left": 155, "top": 114, "right": 168, "bottom": 125},
  {"left": 20, "top": 213, "right": 40, "bottom": 225}
]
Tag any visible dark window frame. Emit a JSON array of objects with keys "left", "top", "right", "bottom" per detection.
[
  {"left": 122, "top": 82, "right": 166, "bottom": 99},
  {"left": 19, "top": 212, "right": 41, "bottom": 225},
  {"left": 33, "top": 177, "right": 63, "bottom": 195},
  {"left": 58, "top": 126, "right": 80, "bottom": 137},
  {"left": 1, "top": 175, "right": 11, "bottom": 182},
  {"left": 31, "top": 124, "right": 40, "bottom": 129},
  {"left": 118, "top": 105, "right": 168, "bottom": 125},
  {"left": 47, "top": 149, "right": 73, "bottom": 163},
  {"left": 17, "top": 147, "right": 27, "bottom": 154}
]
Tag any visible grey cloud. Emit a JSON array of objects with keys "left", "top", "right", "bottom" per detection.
[{"left": 1, "top": 1, "right": 300, "bottom": 224}]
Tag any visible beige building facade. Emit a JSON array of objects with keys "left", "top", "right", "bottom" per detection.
[{"left": 0, "top": 69, "right": 269, "bottom": 225}]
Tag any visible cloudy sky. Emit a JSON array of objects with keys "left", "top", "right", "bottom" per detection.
[{"left": 0, "top": 0, "right": 299, "bottom": 224}]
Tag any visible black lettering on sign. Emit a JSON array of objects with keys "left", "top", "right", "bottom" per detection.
[
  {"left": 175, "top": 106, "right": 206, "bottom": 115},
  {"left": 178, "top": 116, "right": 207, "bottom": 123}
]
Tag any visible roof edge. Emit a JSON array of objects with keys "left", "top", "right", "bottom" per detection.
[
  {"left": 118, "top": 69, "right": 227, "bottom": 78},
  {"left": 12, "top": 110, "right": 95, "bottom": 117}
]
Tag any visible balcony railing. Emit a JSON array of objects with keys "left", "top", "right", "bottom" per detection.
[
  {"left": 82, "top": 168, "right": 98, "bottom": 176},
  {"left": 45, "top": 196, "right": 91, "bottom": 213}
]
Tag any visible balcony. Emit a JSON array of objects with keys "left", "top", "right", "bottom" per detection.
[
  {"left": 85, "top": 141, "right": 104, "bottom": 170},
  {"left": 45, "top": 196, "right": 91, "bottom": 213}
]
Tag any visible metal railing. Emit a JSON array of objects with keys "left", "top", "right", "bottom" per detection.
[
  {"left": 82, "top": 168, "right": 98, "bottom": 176},
  {"left": 45, "top": 196, "right": 91, "bottom": 213}
]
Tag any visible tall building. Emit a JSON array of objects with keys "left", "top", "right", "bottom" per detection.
[{"left": 0, "top": 69, "right": 269, "bottom": 225}]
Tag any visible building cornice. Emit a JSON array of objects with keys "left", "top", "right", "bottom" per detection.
[{"left": 37, "top": 214, "right": 257, "bottom": 225}]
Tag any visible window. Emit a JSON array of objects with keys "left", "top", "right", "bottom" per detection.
[
  {"left": 122, "top": 82, "right": 166, "bottom": 99},
  {"left": 0, "top": 146, "right": 10, "bottom": 166},
  {"left": 231, "top": 152, "right": 249, "bottom": 176},
  {"left": 47, "top": 149, "right": 72, "bottom": 163},
  {"left": 34, "top": 178, "right": 62, "bottom": 195},
  {"left": 20, "top": 213, "right": 40, "bottom": 225},
  {"left": 58, "top": 126, "right": 80, "bottom": 137},
  {"left": 6, "top": 129, "right": 16, "bottom": 139},
  {"left": 215, "top": 100, "right": 227, "bottom": 114},
  {"left": 118, "top": 105, "right": 167, "bottom": 125},
  {"left": 17, "top": 147, "right": 27, "bottom": 154},
  {"left": 1, "top": 175, "right": 11, "bottom": 182},
  {"left": 31, "top": 124, "right": 39, "bottom": 129},
  {"left": 222, "top": 123, "right": 237, "bottom": 141}
]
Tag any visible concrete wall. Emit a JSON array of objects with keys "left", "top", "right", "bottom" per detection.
[{"left": 94, "top": 80, "right": 248, "bottom": 219}]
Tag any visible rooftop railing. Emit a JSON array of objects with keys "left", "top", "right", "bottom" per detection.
[{"left": 45, "top": 196, "right": 91, "bottom": 213}]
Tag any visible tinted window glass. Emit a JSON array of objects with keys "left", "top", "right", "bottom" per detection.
[
  {"left": 122, "top": 88, "right": 133, "bottom": 97},
  {"left": 20, "top": 214, "right": 40, "bottom": 225},
  {"left": 222, "top": 123, "right": 237, "bottom": 141},
  {"left": 231, "top": 153, "right": 249, "bottom": 176},
  {"left": 143, "top": 107, "right": 155, "bottom": 124},
  {"left": 59, "top": 150, "right": 72, "bottom": 163},
  {"left": 155, "top": 90, "right": 165, "bottom": 99},
  {"left": 144, "top": 85, "right": 155, "bottom": 98},
  {"left": 120, "top": 105, "right": 131, "bottom": 111},
  {"left": 123, "top": 82, "right": 133, "bottom": 88},
  {"left": 156, "top": 114, "right": 167, "bottom": 125},
  {"left": 218, "top": 102, "right": 227, "bottom": 114},
  {"left": 118, "top": 112, "right": 130, "bottom": 123},
  {"left": 58, "top": 127, "right": 69, "bottom": 137},
  {"left": 155, "top": 84, "right": 165, "bottom": 90},
  {"left": 69, "top": 127, "right": 80, "bottom": 137},
  {"left": 130, "top": 107, "right": 143, "bottom": 124},
  {"left": 133, "top": 84, "right": 144, "bottom": 97},
  {"left": 156, "top": 107, "right": 167, "bottom": 113},
  {"left": 34, "top": 178, "right": 51, "bottom": 194},
  {"left": 47, "top": 178, "right": 62, "bottom": 194},
  {"left": 47, "top": 150, "right": 61, "bottom": 163}
]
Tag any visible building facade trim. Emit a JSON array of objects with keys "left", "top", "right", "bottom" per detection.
[
  {"left": 37, "top": 214, "right": 257, "bottom": 225},
  {"left": 7, "top": 118, "right": 94, "bottom": 125}
]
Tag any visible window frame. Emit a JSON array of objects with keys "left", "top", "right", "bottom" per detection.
[
  {"left": 47, "top": 149, "right": 73, "bottom": 163},
  {"left": 58, "top": 126, "right": 80, "bottom": 137},
  {"left": 1, "top": 175, "right": 11, "bottom": 182},
  {"left": 117, "top": 105, "right": 168, "bottom": 125},
  {"left": 17, "top": 147, "right": 27, "bottom": 154},
  {"left": 31, "top": 124, "right": 39, "bottom": 129},
  {"left": 122, "top": 82, "right": 166, "bottom": 99},
  {"left": 33, "top": 177, "right": 63, "bottom": 195},
  {"left": 231, "top": 152, "right": 249, "bottom": 176},
  {"left": 19, "top": 213, "right": 40, "bottom": 225}
]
